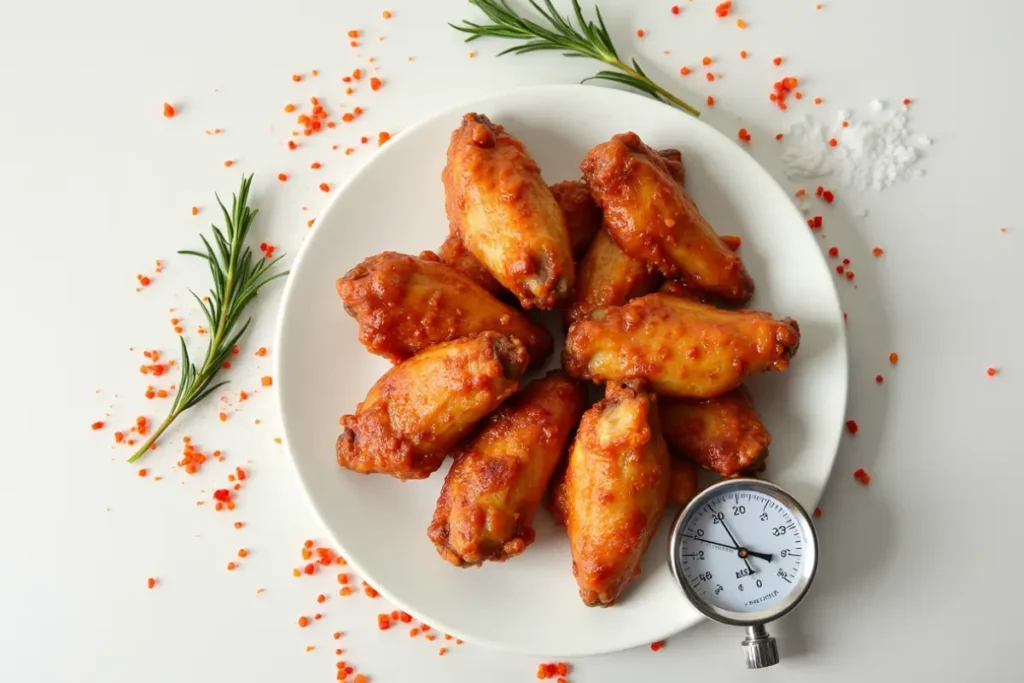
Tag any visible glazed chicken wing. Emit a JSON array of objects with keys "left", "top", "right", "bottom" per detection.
[
  {"left": 657, "top": 148, "right": 685, "bottom": 186},
  {"left": 443, "top": 113, "right": 575, "bottom": 309},
  {"left": 581, "top": 132, "right": 753, "bottom": 304},
  {"left": 337, "top": 251, "right": 551, "bottom": 367},
  {"left": 660, "top": 386, "right": 771, "bottom": 477},
  {"left": 549, "top": 180, "right": 602, "bottom": 258},
  {"left": 562, "top": 293, "right": 800, "bottom": 398},
  {"left": 435, "top": 233, "right": 505, "bottom": 296},
  {"left": 336, "top": 333, "right": 528, "bottom": 480},
  {"left": 428, "top": 372, "right": 585, "bottom": 566},
  {"left": 563, "top": 382, "right": 671, "bottom": 606},
  {"left": 565, "top": 228, "right": 661, "bottom": 328},
  {"left": 668, "top": 457, "right": 700, "bottom": 506}
]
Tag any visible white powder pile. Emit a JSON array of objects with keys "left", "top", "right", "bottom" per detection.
[{"left": 781, "top": 100, "right": 930, "bottom": 191}]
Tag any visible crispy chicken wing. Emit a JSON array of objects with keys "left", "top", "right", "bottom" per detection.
[
  {"left": 660, "top": 386, "right": 771, "bottom": 477},
  {"left": 435, "top": 233, "right": 505, "bottom": 296},
  {"left": 443, "top": 113, "right": 575, "bottom": 309},
  {"left": 428, "top": 372, "right": 585, "bottom": 566},
  {"left": 337, "top": 251, "right": 551, "bottom": 367},
  {"left": 657, "top": 148, "right": 685, "bottom": 186},
  {"left": 336, "top": 333, "right": 529, "bottom": 480},
  {"left": 565, "top": 228, "right": 661, "bottom": 328},
  {"left": 581, "top": 132, "right": 754, "bottom": 304},
  {"left": 562, "top": 382, "right": 671, "bottom": 606},
  {"left": 562, "top": 293, "right": 800, "bottom": 398},
  {"left": 550, "top": 180, "right": 602, "bottom": 257},
  {"left": 668, "top": 457, "right": 700, "bottom": 506}
]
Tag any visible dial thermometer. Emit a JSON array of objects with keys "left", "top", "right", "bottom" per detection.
[{"left": 668, "top": 478, "right": 818, "bottom": 669}]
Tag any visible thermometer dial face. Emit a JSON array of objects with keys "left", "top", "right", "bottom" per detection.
[{"left": 669, "top": 479, "right": 818, "bottom": 626}]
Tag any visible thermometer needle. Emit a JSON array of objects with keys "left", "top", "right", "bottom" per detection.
[
  {"left": 682, "top": 535, "right": 773, "bottom": 563},
  {"left": 715, "top": 515, "right": 758, "bottom": 574}
]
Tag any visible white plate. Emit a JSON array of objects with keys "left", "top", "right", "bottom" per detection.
[{"left": 275, "top": 84, "right": 848, "bottom": 657}]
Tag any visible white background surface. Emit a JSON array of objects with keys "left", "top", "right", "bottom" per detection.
[{"left": 0, "top": 0, "right": 1018, "bottom": 681}]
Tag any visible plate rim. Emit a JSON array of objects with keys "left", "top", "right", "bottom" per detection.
[{"left": 273, "top": 82, "right": 849, "bottom": 657}]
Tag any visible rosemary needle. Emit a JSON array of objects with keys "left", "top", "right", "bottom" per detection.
[
  {"left": 128, "top": 175, "right": 288, "bottom": 463},
  {"left": 452, "top": 0, "right": 700, "bottom": 117}
]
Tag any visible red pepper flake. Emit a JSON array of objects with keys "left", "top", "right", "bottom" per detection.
[
  {"left": 363, "top": 582, "right": 379, "bottom": 598},
  {"left": 162, "top": 102, "right": 176, "bottom": 118},
  {"left": 795, "top": 91, "right": 803, "bottom": 100},
  {"left": 147, "top": 577, "right": 156, "bottom": 589},
  {"left": 706, "top": 72, "right": 716, "bottom": 82},
  {"left": 339, "top": 587, "right": 353, "bottom": 596},
  {"left": 671, "top": 5, "right": 681, "bottom": 14},
  {"left": 190, "top": 206, "right": 198, "bottom": 216},
  {"left": 823, "top": 190, "right": 835, "bottom": 203},
  {"left": 813, "top": 507, "right": 823, "bottom": 517},
  {"left": 370, "top": 77, "right": 382, "bottom": 91},
  {"left": 292, "top": 74, "right": 302, "bottom": 82},
  {"left": 319, "top": 183, "right": 330, "bottom": 193},
  {"left": 903, "top": 98, "right": 912, "bottom": 106},
  {"left": 636, "top": 29, "right": 645, "bottom": 38},
  {"left": 680, "top": 66, "right": 691, "bottom": 76},
  {"left": 872, "top": 247, "right": 884, "bottom": 256},
  {"left": 237, "top": 548, "right": 249, "bottom": 558},
  {"left": 287, "top": 140, "right": 297, "bottom": 150},
  {"left": 227, "top": 561, "right": 237, "bottom": 571},
  {"left": 774, "top": 132, "right": 783, "bottom": 141},
  {"left": 383, "top": 10, "right": 392, "bottom": 19},
  {"left": 702, "top": 56, "right": 712, "bottom": 66},
  {"left": 439, "top": 647, "right": 447, "bottom": 656},
  {"left": 736, "top": 18, "right": 747, "bottom": 28},
  {"left": 835, "top": 265, "right": 844, "bottom": 274},
  {"left": 277, "top": 173, "right": 288, "bottom": 182},
  {"left": 298, "top": 616, "right": 309, "bottom": 627},
  {"left": 845, "top": 271, "right": 855, "bottom": 280},
  {"left": 333, "top": 631, "right": 342, "bottom": 640},
  {"left": 772, "top": 56, "right": 783, "bottom": 66},
  {"left": 845, "top": 419, "right": 859, "bottom": 435},
  {"left": 814, "top": 97, "right": 823, "bottom": 105},
  {"left": 706, "top": 95, "right": 715, "bottom": 106},
  {"left": 740, "top": 50, "right": 748, "bottom": 59},
  {"left": 875, "top": 374, "right": 884, "bottom": 384},
  {"left": 828, "top": 246, "right": 839, "bottom": 257},
  {"left": 809, "top": 215, "right": 823, "bottom": 229},
  {"left": 715, "top": 1, "right": 731, "bottom": 18},
  {"left": 377, "top": 614, "right": 391, "bottom": 630},
  {"left": 378, "top": 131, "right": 391, "bottom": 146},
  {"left": 347, "top": 29, "right": 360, "bottom": 38},
  {"left": 829, "top": 138, "right": 838, "bottom": 147},
  {"left": 853, "top": 468, "right": 871, "bottom": 485},
  {"left": 651, "top": 640, "right": 666, "bottom": 652},
  {"left": 91, "top": 421, "right": 105, "bottom": 430},
  {"left": 219, "top": 412, "right": 228, "bottom": 422},
  {"left": 987, "top": 367, "right": 998, "bottom": 377},
  {"left": 213, "top": 489, "right": 231, "bottom": 501},
  {"left": 399, "top": 611, "right": 412, "bottom": 623},
  {"left": 737, "top": 128, "right": 751, "bottom": 143},
  {"left": 842, "top": 121, "right": 849, "bottom": 128},
  {"left": 310, "top": 162, "right": 322, "bottom": 170},
  {"left": 889, "top": 352, "right": 899, "bottom": 365},
  {"left": 223, "top": 160, "right": 234, "bottom": 168}
]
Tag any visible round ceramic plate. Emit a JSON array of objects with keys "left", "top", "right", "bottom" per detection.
[{"left": 275, "top": 84, "right": 848, "bottom": 657}]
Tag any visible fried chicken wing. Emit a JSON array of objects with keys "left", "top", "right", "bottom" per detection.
[
  {"left": 549, "top": 180, "right": 602, "bottom": 258},
  {"left": 336, "top": 333, "right": 529, "bottom": 480},
  {"left": 581, "top": 132, "right": 754, "bottom": 304},
  {"left": 565, "top": 229, "right": 661, "bottom": 328},
  {"left": 337, "top": 251, "right": 551, "bottom": 367},
  {"left": 657, "top": 148, "right": 685, "bottom": 186},
  {"left": 563, "top": 382, "right": 671, "bottom": 606},
  {"left": 668, "top": 457, "right": 699, "bottom": 506},
  {"left": 660, "top": 386, "right": 771, "bottom": 477},
  {"left": 562, "top": 293, "right": 800, "bottom": 398},
  {"left": 443, "top": 113, "right": 575, "bottom": 309},
  {"left": 435, "top": 233, "right": 506, "bottom": 296},
  {"left": 428, "top": 372, "right": 585, "bottom": 566}
]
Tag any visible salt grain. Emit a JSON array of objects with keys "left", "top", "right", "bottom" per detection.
[{"left": 781, "top": 100, "right": 930, "bottom": 191}]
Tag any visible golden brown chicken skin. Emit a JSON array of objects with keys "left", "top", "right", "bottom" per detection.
[
  {"left": 581, "top": 132, "right": 754, "bottom": 304},
  {"left": 428, "top": 372, "right": 585, "bottom": 567},
  {"left": 336, "top": 333, "right": 528, "bottom": 480},
  {"left": 668, "top": 457, "right": 700, "bottom": 506},
  {"left": 337, "top": 251, "right": 551, "bottom": 367},
  {"left": 660, "top": 386, "right": 771, "bottom": 477},
  {"left": 565, "top": 229, "right": 661, "bottom": 328},
  {"left": 442, "top": 113, "right": 575, "bottom": 309},
  {"left": 657, "top": 148, "right": 685, "bottom": 186},
  {"left": 562, "top": 293, "right": 800, "bottom": 399},
  {"left": 562, "top": 382, "right": 671, "bottom": 606},
  {"left": 549, "top": 180, "right": 602, "bottom": 258},
  {"left": 435, "top": 233, "right": 506, "bottom": 296}
]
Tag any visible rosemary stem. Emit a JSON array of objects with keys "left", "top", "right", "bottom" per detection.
[
  {"left": 127, "top": 409, "right": 179, "bottom": 464},
  {"left": 614, "top": 60, "right": 702, "bottom": 117}
]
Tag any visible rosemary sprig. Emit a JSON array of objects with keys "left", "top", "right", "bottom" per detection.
[
  {"left": 452, "top": 0, "right": 700, "bottom": 117},
  {"left": 128, "top": 175, "right": 288, "bottom": 463}
]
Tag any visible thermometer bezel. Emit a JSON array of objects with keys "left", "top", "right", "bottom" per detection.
[{"left": 668, "top": 478, "right": 819, "bottom": 627}]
